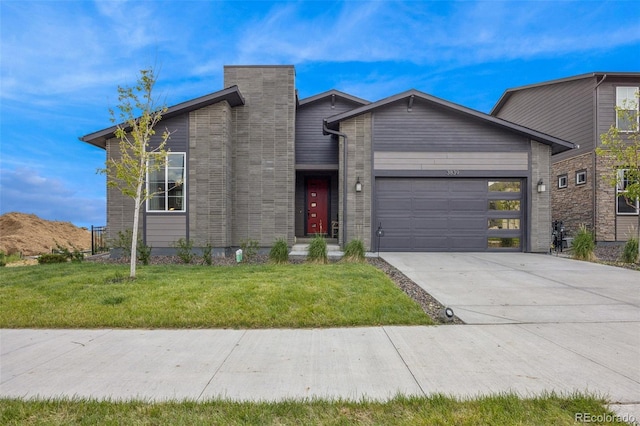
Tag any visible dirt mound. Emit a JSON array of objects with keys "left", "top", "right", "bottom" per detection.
[{"left": 0, "top": 212, "right": 91, "bottom": 256}]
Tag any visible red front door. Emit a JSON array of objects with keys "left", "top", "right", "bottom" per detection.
[{"left": 306, "top": 178, "right": 329, "bottom": 235}]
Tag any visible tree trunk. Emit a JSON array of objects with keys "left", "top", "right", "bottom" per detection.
[{"left": 129, "top": 180, "right": 144, "bottom": 279}]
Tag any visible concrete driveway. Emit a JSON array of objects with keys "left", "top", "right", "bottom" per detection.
[
  {"left": 381, "top": 252, "right": 640, "bottom": 325},
  {"left": 381, "top": 252, "right": 640, "bottom": 420}
]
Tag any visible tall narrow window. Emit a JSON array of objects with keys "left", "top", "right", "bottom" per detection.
[
  {"left": 147, "top": 153, "right": 185, "bottom": 212},
  {"left": 616, "top": 169, "right": 639, "bottom": 215},
  {"left": 616, "top": 86, "right": 639, "bottom": 131}
]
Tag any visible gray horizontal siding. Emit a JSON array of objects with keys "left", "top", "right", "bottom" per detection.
[
  {"left": 149, "top": 114, "right": 188, "bottom": 152},
  {"left": 617, "top": 216, "right": 638, "bottom": 241},
  {"left": 146, "top": 215, "right": 186, "bottom": 247},
  {"left": 374, "top": 152, "right": 528, "bottom": 171},
  {"left": 373, "top": 98, "right": 530, "bottom": 152},
  {"left": 296, "top": 98, "right": 366, "bottom": 165},
  {"left": 495, "top": 77, "right": 594, "bottom": 163},
  {"left": 596, "top": 77, "right": 640, "bottom": 146}
]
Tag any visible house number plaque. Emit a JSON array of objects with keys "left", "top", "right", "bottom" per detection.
[{"left": 446, "top": 170, "right": 460, "bottom": 176}]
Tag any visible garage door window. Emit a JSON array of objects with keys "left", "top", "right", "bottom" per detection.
[
  {"left": 488, "top": 200, "right": 520, "bottom": 211},
  {"left": 488, "top": 237, "right": 520, "bottom": 248},
  {"left": 487, "top": 181, "right": 522, "bottom": 249},
  {"left": 488, "top": 181, "right": 520, "bottom": 192},
  {"left": 489, "top": 219, "right": 520, "bottom": 229}
]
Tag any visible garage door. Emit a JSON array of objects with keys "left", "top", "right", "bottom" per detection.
[{"left": 375, "top": 178, "right": 523, "bottom": 251}]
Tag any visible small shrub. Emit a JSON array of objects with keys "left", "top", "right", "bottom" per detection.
[
  {"left": 621, "top": 237, "right": 639, "bottom": 263},
  {"left": 269, "top": 238, "right": 289, "bottom": 264},
  {"left": 572, "top": 224, "right": 596, "bottom": 261},
  {"left": 240, "top": 239, "right": 260, "bottom": 261},
  {"left": 109, "top": 229, "right": 133, "bottom": 257},
  {"left": 202, "top": 243, "right": 213, "bottom": 265},
  {"left": 173, "top": 238, "right": 194, "bottom": 264},
  {"left": 38, "top": 253, "right": 68, "bottom": 264},
  {"left": 343, "top": 239, "right": 365, "bottom": 263},
  {"left": 137, "top": 241, "right": 152, "bottom": 265},
  {"left": 307, "top": 234, "right": 328, "bottom": 264},
  {"left": 0, "top": 251, "right": 5, "bottom": 267},
  {"left": 71, "top": 249, "right": 84, "bottom": 263}
]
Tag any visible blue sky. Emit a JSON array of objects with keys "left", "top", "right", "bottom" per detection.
[{"left": 1, "top": 0, "right": 639, "bottom": 228}]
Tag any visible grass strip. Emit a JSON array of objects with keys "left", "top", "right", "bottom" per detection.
[
  {"left": 0, "top": 263, "right": 432, "bottom": 328},
  {"left": 0, "top": 393, "right": 620, "bottom": 425}
]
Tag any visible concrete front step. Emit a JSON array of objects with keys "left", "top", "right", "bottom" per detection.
[{"left": 289, "top": 243, "right": 343, "bottom": 258}]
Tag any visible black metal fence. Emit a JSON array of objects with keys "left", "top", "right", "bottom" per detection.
[{"left": 91, "top": 226, "right": 108, "bottom": 255}]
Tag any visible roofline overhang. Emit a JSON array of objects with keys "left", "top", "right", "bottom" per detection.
[
  {"left": 490, "top": 71, "right": 640, "bottom": 116},
  {"left": 325, "top": 89, "right": 577, "bottom": 155},
  {"left": 299, "top": 89, "right": 370, "bottom": 107},
  {"left": 79, "top": 85, "right": 245, "bottom": 149}
]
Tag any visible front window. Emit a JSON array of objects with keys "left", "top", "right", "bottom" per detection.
[
  {"left": 616, "top": 86, "right": 639, "bottom": 131},
  {"left": 575, "top": 170, "right": 587, "bottom": 186},
  {"left": 616, "top": 169, "right": 639, "bottom": 215},
  {"left": 147, "top": 152, "right": 185, "bottom": 212}
]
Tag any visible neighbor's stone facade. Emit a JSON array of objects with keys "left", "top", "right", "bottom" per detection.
[{"left": 551, "top": 152, "right": 594, "bottom": 237}]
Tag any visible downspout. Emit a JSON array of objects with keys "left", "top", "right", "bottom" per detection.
[
  {"left": 323, "top": 120, "right": 348, "bottom": 247},
  {"left": 593, "top": 74, "right": 607, "bottom": 241}
]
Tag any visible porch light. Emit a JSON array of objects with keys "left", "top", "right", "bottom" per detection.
[
  {"left": 537, "top": 179, "right": 546, "bottom": 193},
  {"left": 355, "top": 177, "right": 362, "bottom": 192}
]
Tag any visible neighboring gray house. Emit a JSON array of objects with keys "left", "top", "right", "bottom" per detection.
[
  {"left": 491, "top": 72, "right": 640, "bottom": 243},
  {"left": 81, "top": 65, "right": 575, "bottom": 255}
]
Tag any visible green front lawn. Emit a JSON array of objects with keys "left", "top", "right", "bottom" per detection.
[
  {"left": 0, "top": 393, "right": 617, "bottom": 425},
  {"left": 0, "top": 263, "right": 432, "bottom": 328}
]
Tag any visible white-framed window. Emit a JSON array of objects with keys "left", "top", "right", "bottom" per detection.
[
  {"left": 616, "top": 86, "right": 639, "bottom": 132},
  {"left": 576, "top": 170, "right": 587, "bottom": 185},
  {"left": 558, "top": 174, "right": 568, "bottom": 189},
  {"left": 616, "top": 169, "right": 639, "bottom": 215},
  {"left": 147, "top": 152, "right": 186, "bottom": 212}
]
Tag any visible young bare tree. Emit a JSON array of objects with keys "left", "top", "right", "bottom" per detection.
[
  {"left": 597, "top": 89, "right": 640, "bottom": 246},
  {"left": 100, "top": 68, "right": 172, "bottom": 278}
]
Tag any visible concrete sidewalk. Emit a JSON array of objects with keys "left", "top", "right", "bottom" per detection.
[
  {"left": 1, "top": 253, "right": 639, "bottom": 421},
  {"left": 2, "top": 324, "right": 638, "bottom": 405}
]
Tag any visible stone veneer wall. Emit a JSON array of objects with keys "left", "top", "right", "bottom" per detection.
[
  {"left": 530, "top": 141, "right": 551, "bottom": 252},
  {"left": 338, "top": 113, "right": 372, "bottom": 249},
  {"left": 224, "top": 66, "right": 296, "bottom": 246},
  {"left": 188, "top": 102, "right": 232, "bottom": 248},
  {"left": 595, "top": 153, "right": 620, "bottom": 242},
  {"left": 551, "top": 152, "right": 594, "bottom": 237}
]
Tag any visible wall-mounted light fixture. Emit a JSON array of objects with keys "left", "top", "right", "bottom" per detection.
[
  {"left": 537, "top": 179, "right": 546, "bottom": 193},
  {"left": 355, "top": 177, "right": 362, "bottom": 192}
]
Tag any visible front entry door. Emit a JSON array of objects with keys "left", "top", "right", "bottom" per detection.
[{"left": 306, "top": 178, "right": 329, "bottom": 235}]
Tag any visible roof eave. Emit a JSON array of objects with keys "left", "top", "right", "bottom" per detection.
[
  {"left": 325, "top": 89, "right": 577, "bottom": 154},
  {"left": 299, "top": 89, "right": 370, "bottom": 107},
  {"left": 79, "top": 86, "right": 245, "bottom": 149}
]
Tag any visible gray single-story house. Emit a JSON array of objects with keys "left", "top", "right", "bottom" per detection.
[{"left": 80, "top": 65, "right": 576, "bottom": 255}]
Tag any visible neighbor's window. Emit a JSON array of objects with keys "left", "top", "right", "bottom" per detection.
[
  {"left": 616, "top": 169, "right": 639, "bottom": 215},
  {"left": 147, "top": 153, "right": 185, "bottom": 212},
  {"left": 576, "top": 170, "right": 587, "bottom": 186},
  {"left": 616, "top": 86, "right": 639, "bottom": 131},
  {"left": 558, "top": 174, "right": 568, "bottom": 189}
]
